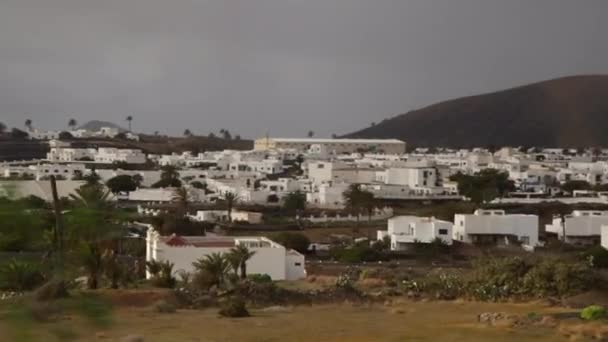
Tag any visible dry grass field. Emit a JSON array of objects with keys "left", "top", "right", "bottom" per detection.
[{"left": 0, "top": 298, "right": 582, "bottom": 341}]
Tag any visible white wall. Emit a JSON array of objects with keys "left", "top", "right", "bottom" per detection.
[{"left": 453, "top": 210, "right": 539, "bottom": 247}]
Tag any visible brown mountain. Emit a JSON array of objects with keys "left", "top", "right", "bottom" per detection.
[{"left": 346, "top": 75, "right": 608, "bottom": 148}]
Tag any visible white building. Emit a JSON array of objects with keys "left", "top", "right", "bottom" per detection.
[
  {"left": 255, "top": 137, "right": 406, "bottom": 155},
  {"left": 27, "top": 129, "right": 61, "bottom": 140},
  {"left": 146, "top": 228, "right": 306, "bottom": 281},
  {"left": 377, "top": 216, "right": 453, "bottom": 250},
  {"left": 94, "top": 148, "right": 146, "bottom": 164},
  {"left": 545, "top": 210, "right": 608, "bottom": 246},
  {"left": 306, "top": 182, "right": 349, "bottom": 209},
  {"left": 453, "top": 209, "right": 539, "bottom": 249},
  {"left": 192, "top": 210, "right": 263, "bottom": 224}
]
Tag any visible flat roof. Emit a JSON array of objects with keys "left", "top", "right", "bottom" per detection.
[{"left": 259, "top": 138, "right": 405, "bottom": 144}]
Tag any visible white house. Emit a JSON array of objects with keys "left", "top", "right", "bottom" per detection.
[
  {"left": 192, "top": 210, "right": 263, "bottom": 224},
  {"left": 453, "top": 209, "right": 539, "bottom": 250},
  {"left": 545, "top": 210, "right": 608, "bottom": 246},
  {"left": 377, "top": 216, "right": 453, "bottom": 250},
  {"left": 306, "top": 182, "right": 349, "bottom": 209},
  {"left": 146, "top": 228, "right": 306, "bottom": 281},
  {"left": 254, "top": 137, "right": 406, "bottom": 155},
  {"left": 94, "top": 148, "right": 147, "bottom": 164}
]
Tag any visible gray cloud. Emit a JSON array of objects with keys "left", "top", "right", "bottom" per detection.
[{"left": 1, "top": 0, "right": 607, "bottom": 138}]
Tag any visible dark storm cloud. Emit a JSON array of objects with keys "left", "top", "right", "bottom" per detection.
[{"left": 1, "top": 0, "right": 607, "bottom": 138}]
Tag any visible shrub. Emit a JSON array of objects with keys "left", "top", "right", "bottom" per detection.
[
  {"left": 583, "top": 246, "right": 608, "bottom": 268},
  {"left": 0, "top": 259, "right": 45, "bottom": 291},
  {"left": 247, "top": 274, "right": 272, "bottom": 284},
  {"left": 191, "top": 270, "right": 216, "bottom": 292},
  {"left": 522, "top": 259, "right": 593, "bottom": 298},
  {"left": 33, "top": 279, "right": 69, "bottom": 301},
  {"left": 331, "top": 244, "right": 385, "bottom": 263},
  {"left": 145, "top": 260, "right": 162, "bottom": 278},
  {"left": 218, "top": 297, "right": 249, "bottom": 318},
  {"left": 153, "top": 300, "right": 177, "bottom": 314},
  {"left": 149, "top": 261, "right": 176, "bottom": 288},
  {"left": 581, "top": 305, "right": 607, "bottom": 321},
  {"left": 468, "top": 257, "right": 530, "bottom": 301},
  {"left": 422, "top": 273, "right": 464, "bottom": 300}
]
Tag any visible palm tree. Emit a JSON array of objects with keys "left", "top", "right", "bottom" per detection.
[
  {"left": 125, "top": 115, "right": 133, "bottom": 132},
  {"left": 226, "top": 252, "right": 241, "bottom": 276},
  {"left": 172, "top": 187, "right": 189, "bottom": 216},
  {"left": 25, "top": 119, "right": 33, "bottom": 131},
  {"left": 224, "top": 192, "right": 239, "bottom": 223},
  {"left": 80, "top": 242, "right": 103, "bottom": 289},
  {"left": 192, "top": 253, "right": 230, "bottom": 288},
  {"left": 228, "top": 245, "right": 256, "bottom": 279},
  {"left": 69, "top": 183, "right": 111, "bottom": 209},
  {"left": 68, "top": 118, "right": 77, "bottom": 130},
  {"left": 102, "top": 249, "right": 122, "bottom": 289}
]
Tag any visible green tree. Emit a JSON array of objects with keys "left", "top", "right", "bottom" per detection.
[
  {"left": 0, "top": 197, "right": 47, "bottom": 252},
  {"left": 283, "top": 191, "right": 306, "bottom": 214},
  {"left": 450, "top": 169, "right": 515, "bottom": 203},
  {"left": 152, "top": 165, "right": 182, "bottom": 188},
  {"left": 106, "top": 175, "right": 139, "bottom": 193},
  {"left": 0, "top": 122, "right": 6, "bottom": 134},
  {"left": 561, "top": 180, "right": 592, "bottom": 193},
  {"left": 24, "top": 119, "right": 32, "bottom": 130}
]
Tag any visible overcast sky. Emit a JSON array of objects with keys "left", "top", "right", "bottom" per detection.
[{"left": 1, "top": 0, "right": 607, "bottom": 138}]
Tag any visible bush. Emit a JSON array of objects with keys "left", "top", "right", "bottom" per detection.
[
  {"left": 334, "top": 245, "right": 384, "bottom": 263},
  {"left": 247, "top": 274, "right": 272, "bottom": 284},
  {"left": 218, "top": 297, "right": 249, "bottom": 318},
  {"left": 422, "top": 273, "right": 464, "bottom": 300},
  {"left": 583, "top": 246, "right": 608, "bottom": 268},
  {"left": 148, "top": 261, "right": 176, "bottom": 288},
  {"left": 581, "top": 305, "right": 607, "bottom": 321},
  {"left": 522, "top": 259, "right": 593, "bottom": 298},
  {"left": 153, "top": 300, "right": 177, "bottom": 314},
  {"left": 0, "top": 259, "right": 45, "bottom": 291},
  {"left": 468, "top": 257, "right": 530, "bottom": 301},
  {"left": 33, "top": 279, "right": 69, "bottom": 301}
]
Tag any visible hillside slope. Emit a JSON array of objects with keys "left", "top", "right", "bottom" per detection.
[{"left": 347, "top": 75, "right": 608, "bottom": 148}]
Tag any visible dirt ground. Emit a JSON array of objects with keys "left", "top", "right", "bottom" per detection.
[{"left": 0, "top": 298, "right": 583, "bottom": 342}]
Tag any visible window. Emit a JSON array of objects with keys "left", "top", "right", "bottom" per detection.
[
  {"left": 294, "top": 262, "right": 301, "bottom": 266},
  {"left": 438, "top": 229, "right": 448, "bottom": 235}
]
